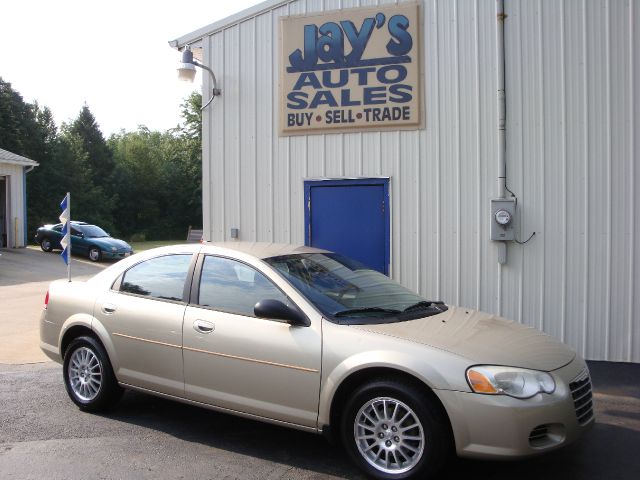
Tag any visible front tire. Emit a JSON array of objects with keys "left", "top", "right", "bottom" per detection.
[
  {"left": 340, "top": 379, "right": 452, "bottom": 480},
  {"left": 63, "top": 336, "right": 122, "bottom": 412},
  {"left": 88, "top": 246, "right": 102, "bottom": 262},
  {"left": 40, "top": 237, "right": 53, "bottom": 252}
]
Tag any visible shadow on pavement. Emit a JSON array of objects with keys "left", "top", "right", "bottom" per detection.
[{"left": 0, "top": 247, "right": 108, "bottom": 286}]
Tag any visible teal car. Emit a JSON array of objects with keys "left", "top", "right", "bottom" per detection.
[{"left": 35, "top": 221, "right": 133, "bottom": 262}]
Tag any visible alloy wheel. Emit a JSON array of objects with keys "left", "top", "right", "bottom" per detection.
[
  {"left": 89, "top": 248, "right": 101, "bottom": 262},
  {"left": 68, "top": 346, "right": 103, "bottom": 401},
  {"left": 354, "top": 396, "right": 425, "bottom": 475}
]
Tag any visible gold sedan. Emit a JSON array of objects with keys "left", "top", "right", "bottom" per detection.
[{"left": 40, "top": 242, "right": 594, "bottom": 479}]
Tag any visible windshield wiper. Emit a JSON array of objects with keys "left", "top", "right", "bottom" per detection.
[
  {"left": 403, "top": 301, "right": 446, "bottom": 313},
  {"left": 334, "top": 307, "right": 401, "bottom": 318}
]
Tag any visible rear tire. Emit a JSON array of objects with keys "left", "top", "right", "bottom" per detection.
[
  {"left": 40, "top": 237, "right": 53, "bottom": 252},
  {"left": 340, "top": 379, "right": 452, "bottom": 480},
  {"left": 63, "top": 336, "right": 122, "bottom": 412},
  {"left": 88, "top": 246, "right": 102, "bottom": 262}
]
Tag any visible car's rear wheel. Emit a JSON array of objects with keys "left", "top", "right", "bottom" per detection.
[
  {"left": 340, "top": 379, "right": 452, "bottom": 480},
  {"left": 63, "top": 336, "right": 122, "bottom": 412},
  {"left": 88, "top": 246, "right": 102, "bottom": 262},
  {"left": 40, "top": 237, "right": 53, "bottom": 252}
]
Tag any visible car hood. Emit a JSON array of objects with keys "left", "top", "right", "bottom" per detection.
[
  {"left": 353, "top": 306, "right": 575, "bottom": 371},
  {"left": 91, "top": 237, "right": 131, "bottom": 250}
]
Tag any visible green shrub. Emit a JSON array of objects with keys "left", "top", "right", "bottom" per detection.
[{"left": 130, "top": 232, "right": 146, "bottom": 242}]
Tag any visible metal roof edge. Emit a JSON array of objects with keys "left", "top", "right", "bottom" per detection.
[
  {"left": 168, "top": 0, "right": 295, "bottom": 49},
  {"left": 0, "top": 148, "right": 39, "bottom": 167}
]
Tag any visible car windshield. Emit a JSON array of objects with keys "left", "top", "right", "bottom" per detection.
[
  {"left": 264, "top": 253, "right": 446, "bottom": 323},
  {"left": 79, "top": 225, "right": 109, "bottom": 238}
]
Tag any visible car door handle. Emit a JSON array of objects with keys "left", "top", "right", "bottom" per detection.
[
  {"left": 193, "top": 319, "right": 215, "bottom": 334},
  {"left": 102, "top": 303, "right": 117, "bottom": 314}
]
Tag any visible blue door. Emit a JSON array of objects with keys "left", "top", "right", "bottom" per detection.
[{"left": 304, "top": 178, "right": 390, "bottom": 275}]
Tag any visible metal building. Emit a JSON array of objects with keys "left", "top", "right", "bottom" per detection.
[
  {"left": 171, "top": 0, "right": 639, "bottom": 362},
  {"left": 0, "top": 148, "right": 38, "bottom": 248}
]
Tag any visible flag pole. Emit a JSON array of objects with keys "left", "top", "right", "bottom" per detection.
[
  {"left": 67, "top": 192, "right": 71, "bottom": 282},
  {"left": 59, "top": 192, "right": 71, "bottom": 282}
]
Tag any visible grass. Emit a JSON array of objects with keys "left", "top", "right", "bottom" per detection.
[{"left": 129, "top": 240, "right": 184, "bottom": 252}]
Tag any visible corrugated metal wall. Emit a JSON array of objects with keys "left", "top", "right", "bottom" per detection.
[{"left": 200, "top": 0, "right": 639, "bottom": 362}]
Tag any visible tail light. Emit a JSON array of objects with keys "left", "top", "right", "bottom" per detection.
[{"left": 44, "top": 290, "right": 49, "bottom": 310}]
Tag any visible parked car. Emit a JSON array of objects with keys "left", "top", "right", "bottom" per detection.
[
  {"left": 34, "top": 221, "right": 133, "bottom": 262},
  {"left": 40, "top": 242, "right": 593, "bottom": 479}
]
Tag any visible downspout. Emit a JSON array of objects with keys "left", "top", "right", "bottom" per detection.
[
  {"left": 497, "top": 0, "right": 507, "bottom": 200},
  {"left": 24, "top": 165, "right": 36, "bottom": 248},
  {"left": 496, "top": 0, "right": 508, "bottom": 264}
]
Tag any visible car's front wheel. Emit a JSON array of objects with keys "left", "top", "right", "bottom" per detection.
[
  {"left": 88, "top": 246, "right": 102, "bottom": 262},
  {"left": 340, "top": 379, "right": 452, "bottom": 480},
  {"left": 40, "top": 237, "right": 53, "bottom": 252},
  {"left": 63, "top": 336, "right": 122, "bottom": 412}
]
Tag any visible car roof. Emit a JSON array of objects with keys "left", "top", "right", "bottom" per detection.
[{"left": 203, "top": 241, "right": 328, "bottom": 259}]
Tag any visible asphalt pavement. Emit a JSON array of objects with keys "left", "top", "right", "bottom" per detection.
[
  {"left": 1, "top": 247, "right": 639, "bottom": 479},
  {"left": 1, "top": 361, "right": 638, "bottom": 480}
]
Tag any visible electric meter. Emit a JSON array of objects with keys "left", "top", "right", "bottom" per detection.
[{"left": 494, "top": 209, "right": 512, "bottom": 226}]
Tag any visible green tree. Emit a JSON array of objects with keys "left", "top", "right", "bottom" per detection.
[
  {"left": 26, "top": 104, "right": 61, "bottom": 231},
  {"left": 69, "top": 105, "right": 114, "bottom": 183},
  {"left": 0, "top": 78, "right": 33, "bottom": 153},
  {"left": 55, "top": 132, "right": 116, "bottom": 231},
  {"left": 3, "top": 78, "right": 202, "bottom": 242},
  {"left": 108, "top": 92, "right": 202, "bottom": 240},
  {"left": 177, "top": 91, "right": 202, "bottom": 142},
  {"left": 109, "top": 127, "right": 165, "bottom": 238}
]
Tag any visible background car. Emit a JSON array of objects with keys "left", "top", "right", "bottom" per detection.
[
  {"left": 40, "top": 242, "right": 593, "bottom": 479},
  {"left": 34, "top": 221, "right": 133, "bottom": 262}
]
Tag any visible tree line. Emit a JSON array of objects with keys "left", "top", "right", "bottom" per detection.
[{"left": 0, "top": 77, "right": 202, "bottom": 241}]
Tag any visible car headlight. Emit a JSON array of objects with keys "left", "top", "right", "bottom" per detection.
[
  {"left": 111, "top": 247, "right": 117, "bottom": 252},
  {"left": 466, "top": 365, "right": 555, "bottom": 399}
]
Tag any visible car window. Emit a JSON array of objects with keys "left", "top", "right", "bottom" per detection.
[
  {"left": 71, "top": 227, "right": 82, "bottom": 236},
  {"left": 265, "top": 253, "right": 437, "bottom": 321},
  {"left": 198, "top": 256, "right": 288, "bottom": 316},
  {"left": 81, "top": 225, "right": 109, "bottom": 238},
  {"left": 52, "top": 225, "right": 62, "bottom": 232},
  {"left": 120, "top": 254, "right": 192, "bottom": 302}
]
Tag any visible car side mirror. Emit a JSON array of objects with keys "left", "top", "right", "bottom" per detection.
[{"left": 254, "top": 299, "right": 310, "bottom": 327}]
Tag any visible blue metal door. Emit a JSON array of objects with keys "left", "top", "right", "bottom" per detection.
[{"left": 304, "top": 178, "right": 390, "bottom": 275}]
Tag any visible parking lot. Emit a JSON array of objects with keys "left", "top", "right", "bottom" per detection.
[{"left": 1, "top": 247, "right": 639, "bottom": 479}]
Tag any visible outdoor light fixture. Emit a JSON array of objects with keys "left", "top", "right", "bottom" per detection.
[{"left": 178, "top": 46, "right": 221, "bottom": 109}]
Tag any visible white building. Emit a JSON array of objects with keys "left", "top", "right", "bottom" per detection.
[
  {"left": 171, "top": 0, "right": 639, "bottom": 362},
  {"left": 0, "top": 148, "right": 38, "bottom": 248}
]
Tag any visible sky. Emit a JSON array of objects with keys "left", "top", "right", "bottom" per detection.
[{"left": 0, "top": 0, "right": 263, "bottom": 136}]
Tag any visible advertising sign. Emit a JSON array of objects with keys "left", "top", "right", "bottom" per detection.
[{"left": 279, "top": 3, "right": 421, "bottom": 136}]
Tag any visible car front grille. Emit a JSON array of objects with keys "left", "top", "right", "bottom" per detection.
[{"left": 569, "top": 369, "right": 594, "bottom": 425}]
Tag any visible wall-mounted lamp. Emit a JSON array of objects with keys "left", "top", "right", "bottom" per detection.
[{"left": 178, "top": 46, "right": 221, "bottom": 110}]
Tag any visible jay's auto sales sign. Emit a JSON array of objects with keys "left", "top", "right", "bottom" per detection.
[{"left": 279, "top": 3, "right": 422, "bottom": 135}]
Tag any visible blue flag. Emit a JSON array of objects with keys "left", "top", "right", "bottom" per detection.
[{"left": 59, "top": 193, "right": 71, "bottom": 266}]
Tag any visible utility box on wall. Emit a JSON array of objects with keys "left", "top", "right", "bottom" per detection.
[{"left": 490, "top": 198, "right": 516, "bottom": 242}]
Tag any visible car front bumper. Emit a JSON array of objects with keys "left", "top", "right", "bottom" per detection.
[
  {"left": 436, "top": 356, "right": 595, "bottom": 459},
  {"left": 101, "top": 250, "right": 133, "bottom": 260}
]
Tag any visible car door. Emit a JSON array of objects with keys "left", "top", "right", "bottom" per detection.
[
  {"left": 70, "top": 226, "right": 88, "bottom": 255},
  {"left": 48, "top": 225, "right": 64, "bottom": 249},
  {"left": 182, "top": 254, "right": 322, "bottom": 428},
  {"left": 94, "top": 253, "right": 195, "bottom": 396}
]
